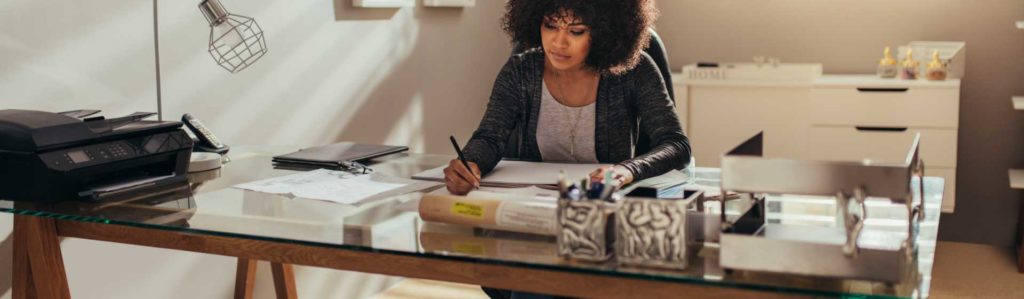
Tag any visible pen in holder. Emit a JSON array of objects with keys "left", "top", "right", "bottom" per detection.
[
  {"left": 556, "top": 172, "right": 620, "bottom": 262},
  {"left": 615, "top": 190, "right": 703, "bottom": 270}
]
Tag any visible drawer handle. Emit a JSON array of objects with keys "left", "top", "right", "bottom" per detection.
[
  {"left": 856, "top": 87, "right": 909, "bottom": 93},
  {"left": 856, "top": 126, "right": 908, "bottom": 132}
]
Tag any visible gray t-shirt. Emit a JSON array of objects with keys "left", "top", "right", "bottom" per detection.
[{"left": 536, "top": 80, "right": 598, "bottom": 163}]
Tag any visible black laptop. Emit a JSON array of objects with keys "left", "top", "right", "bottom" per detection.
[{"left": 272, "top": 142, "right": 409, "bottom": 168}]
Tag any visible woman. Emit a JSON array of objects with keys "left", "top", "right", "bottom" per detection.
[{"left": 444, "top": 0, "right": 690, "bottom": 196}]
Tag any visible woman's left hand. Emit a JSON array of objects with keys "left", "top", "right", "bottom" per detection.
[{"left": 589, "top": 165, "right": 634, "bottom": 187}]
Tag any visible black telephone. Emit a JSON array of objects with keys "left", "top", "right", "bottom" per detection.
[{"left": 182, "top": 113, "right": 229, "bottom": 155}]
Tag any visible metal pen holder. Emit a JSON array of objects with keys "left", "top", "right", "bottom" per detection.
[
  {"left": 557, "top": 198, "right": 617, "bottom": 262},
  {"left": 615, "top": 190, "right": 702, "bottom": 270}
]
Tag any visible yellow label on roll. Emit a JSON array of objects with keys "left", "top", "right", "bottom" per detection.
[
  {"left": 452, "top": 202, "right": 484, "bottom": 219},
  {"left": 452, "top": 242, "right": 486, "bottom": 255}
]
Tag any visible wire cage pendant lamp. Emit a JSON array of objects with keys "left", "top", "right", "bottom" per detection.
[{"left": 198, "top": 0, "right": 268, "bottom": 73}]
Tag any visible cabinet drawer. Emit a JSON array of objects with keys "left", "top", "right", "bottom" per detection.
[
  {"left": 807, "top": 127, "right": 958, "bottom": 168},
  {"left": 810, "top": 87, "right": 959, "bottom": 128}
]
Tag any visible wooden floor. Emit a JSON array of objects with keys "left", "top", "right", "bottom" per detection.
[
  {"left": 374, "top": 241, "right": 1024, "bottom": 299},
  {"left": 930, "top": 242, "right": 1024, "bottom": 299},
  {"left": 371, "top": 279, "right": 488, "bottom": 299}
]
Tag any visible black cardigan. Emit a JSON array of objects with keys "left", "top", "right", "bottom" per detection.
[{"left": 462, "top": 49, "right": 691, "bottom": 182}]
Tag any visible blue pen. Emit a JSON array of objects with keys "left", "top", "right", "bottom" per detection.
[{"left": 588, "top": 181, "right": 604, "bottom": 199}]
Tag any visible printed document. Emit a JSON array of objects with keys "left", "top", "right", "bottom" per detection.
[{"left": 235, "top": 169, "right": 438, "bottom": 205}]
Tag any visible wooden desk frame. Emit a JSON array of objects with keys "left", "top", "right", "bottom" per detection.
[
  {"left": 1019, "top": 202, "right": 1024, "bottom": 272},
  {"left": 11, "top": 215, "right": 799, "bottom": 299}
]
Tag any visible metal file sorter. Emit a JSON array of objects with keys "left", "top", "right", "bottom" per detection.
[{"left": 716, "top": 132, "right": 926, "bottom": 282}]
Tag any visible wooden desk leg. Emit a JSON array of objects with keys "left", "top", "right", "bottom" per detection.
[
  {"left": 234, "top": 258, "right": 258, "bottom": 299},
  {"left": 12, "top": 215, "right": 70, "bottom": 299},
  {"left": 270, "top": 262, "right": 297, "bottom": 299},
  {"left": 235, "top": 260, "right": 296, "bottom": 299},
  {"left": 1017, "top": 243, "right": 1023, "bottom": 273},
  {"left": 1019, "top": 203, "right": 1024, "bottom": 273},
  {"left": 12, "top": 218, "right": 37, "bottom": 299}
]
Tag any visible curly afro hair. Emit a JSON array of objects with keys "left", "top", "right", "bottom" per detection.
[{"left": 501, "top": 0, "right": 659, "bottom": 75}]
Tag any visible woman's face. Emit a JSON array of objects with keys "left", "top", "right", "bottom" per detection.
[{"left": 540, "top": 11, "right": 591, "bottom": 72}]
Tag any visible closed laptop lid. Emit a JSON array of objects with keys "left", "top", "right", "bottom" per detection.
[{"left": 272, "top": 142, "right": 408, "bottom": 164}]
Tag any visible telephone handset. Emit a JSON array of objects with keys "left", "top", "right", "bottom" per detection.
[{"left": 182, "top": 113, "right": 230, "bottom": 155}]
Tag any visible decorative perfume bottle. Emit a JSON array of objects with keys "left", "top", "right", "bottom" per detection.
[
  {"left": 925, "top": 50, "right": 948, "bottom": 81},
  {"left": 877, "top": 46, "right": 898, "bottom": 78},
  {"left": 900, "top": 48, "right": 919, "bottom": 80}
]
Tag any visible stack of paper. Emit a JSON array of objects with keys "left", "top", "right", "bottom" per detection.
[
  {"left": 412, "top": 160, "right": 609, "bottom": 187},
  {"left": 235, "top": 169, "right": 439, "bottom": 205}
]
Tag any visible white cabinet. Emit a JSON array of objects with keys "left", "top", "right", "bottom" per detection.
[
  {"left": 675, "top": 72, "right": 961, "bottom": 212},
  {"left": 685, "top": 86, "right": 810, "bottom": 167}
]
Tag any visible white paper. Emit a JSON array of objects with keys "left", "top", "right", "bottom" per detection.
[
  {"left": 495, "top": 200, "right": 557, "bottom": 235},
  {"left": 412, "top": 160, "right": 609, "bottom": 187},
  {"left": 427, "top": 185, "right": 559, "bottom": 201},
  {"left": 235, "top": 169, "right": 433, "bottom": 205},
  {"left": 473, "top": 186, "right": 559, "bottom": 199}
]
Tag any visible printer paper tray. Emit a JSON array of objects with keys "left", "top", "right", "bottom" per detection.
[{"left": 79, "top": 174, "right": 184, "bottom": 201}]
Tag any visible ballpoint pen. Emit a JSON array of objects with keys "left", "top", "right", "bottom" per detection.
[{"left": 449, "top": 135, "right": 479, "bottom": 189}]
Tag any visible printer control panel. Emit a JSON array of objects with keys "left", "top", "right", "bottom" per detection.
[
  {"left": 44, "top": 141, "right": 138, "bottom": 169},
  {"left": 40, "top": 131, "right": 192, "bottom": 171}
]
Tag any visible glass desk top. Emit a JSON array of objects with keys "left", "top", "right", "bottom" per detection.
[{"left": 1, "top": 146, "right": 943, "bottom": 298}]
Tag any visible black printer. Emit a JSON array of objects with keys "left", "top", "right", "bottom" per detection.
[{"left": 0, "top": 109, "right": 193, "bottom": 202}]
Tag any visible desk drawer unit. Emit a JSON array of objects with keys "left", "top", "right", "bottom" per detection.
[
  {"left": 676, "top": 72, "right": 961, "bottom": 213},
  {"left": 808, "top": 81, "right": 959, "bottom": 212}
]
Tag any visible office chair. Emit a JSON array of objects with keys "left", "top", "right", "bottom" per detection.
[{"left": 503, "top": 28, "right": 675, "bottom": 160}]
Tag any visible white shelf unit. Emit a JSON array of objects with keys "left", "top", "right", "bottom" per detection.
[
  {"left": 352, "top": 0, "right": 414, "bottom": 8},
  {"left": 424, "top": 0, "right": 474, "bottom": 7},
  {"left": 1010, "top": 169, "right": 1024, "bottom": 189},
  {"left": 1013, "top": 96, "right": 1024, "bottom": 110},
  {"left": 675, "top": 70, "right": 961, "bottom": 213}
]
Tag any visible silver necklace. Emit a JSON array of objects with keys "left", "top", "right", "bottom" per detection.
[
  {"left": 552, "top": 77, "right": 585, "bottom": 161},
  {"left": 567, "top": 105, "right": 583, "bottom": 161}
]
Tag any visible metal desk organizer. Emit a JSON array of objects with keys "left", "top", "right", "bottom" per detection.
[
  {"left": 717, "top": 132, "right": 926, "bottom": 282},
  {"left": 557, "top": 198, "right": 617, "bottom": 262},
  {"left": 615, "top": 190, "right": 703, "bottom": 270}
]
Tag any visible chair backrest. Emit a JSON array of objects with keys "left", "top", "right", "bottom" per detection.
[
  {"left": 504, "top": 28, "right": 675, "bottom": 159},
  {"left": 633, "top": 28, "right": 674, "bottom": 158},
  {"left": 644, "top": 28, "right": 675, "bottom": 102}
]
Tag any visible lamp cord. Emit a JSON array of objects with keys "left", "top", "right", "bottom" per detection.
[{"left": 153, "top": 0, "right": 163, "bottom": 121}]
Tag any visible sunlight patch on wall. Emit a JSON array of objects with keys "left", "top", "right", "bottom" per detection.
[{"left": 384, "top": 93, "right": 425, "bottom": 152}]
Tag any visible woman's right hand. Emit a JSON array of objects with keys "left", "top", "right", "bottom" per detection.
[{"left": 443, "top": 159, "right": 481, "bottom": 195}]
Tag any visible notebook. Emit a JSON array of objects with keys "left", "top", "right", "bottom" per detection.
[{"left": 272, "top": 142, "right": 409, "bottom": 168}]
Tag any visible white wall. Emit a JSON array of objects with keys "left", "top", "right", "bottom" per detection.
[
  {"left": 2, "top": 0, "right": 508, "bottom": 153},
  {"left": 0, "top": 0, "right": 508, "bottom": 298}
]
